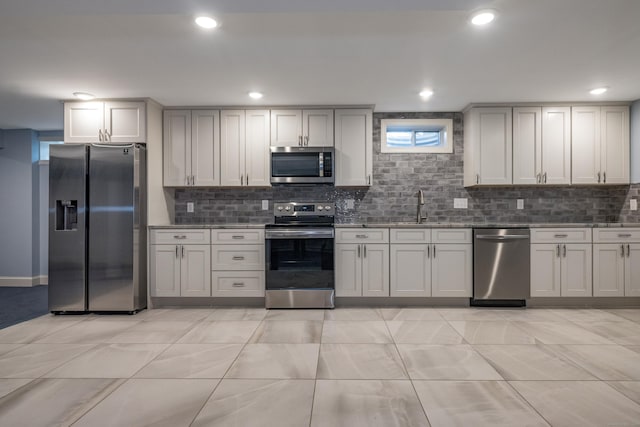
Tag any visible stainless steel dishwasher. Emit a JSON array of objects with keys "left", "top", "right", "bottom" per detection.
[{"left": 472, "top": 228, "right": 530, "bottom": 306}]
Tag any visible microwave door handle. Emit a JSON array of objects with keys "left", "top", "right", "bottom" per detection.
[{"left": 319, "top": 152, "right": 324, "bottom": 177}]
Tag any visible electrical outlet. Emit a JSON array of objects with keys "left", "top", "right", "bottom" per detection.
[
  {"left": 345, "top": 199, "right": 355, "bottom": 209},
  {"left": 454, "top": 198, "right": 468, "bottom": 209},
  {"left": 262, "top": 200, "right": 269, "bottom": 210},
  {"left": 187, "top": 202, "right": 194, "bottom": 213},
  {"left": 517, "top": 199, "right": 524, "bottom": 210},
  {"left": 631, "top": 199, "right": 638, "bottom": 211}
]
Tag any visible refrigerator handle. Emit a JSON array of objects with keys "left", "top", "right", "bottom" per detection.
[{"left": 90, "top": 143, "right": 135, "bottom": 148}]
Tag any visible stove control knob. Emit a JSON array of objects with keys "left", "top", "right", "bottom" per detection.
[
  {"left": 277, "top": 206, "right": 283, "bottom": 211},
  {"left": 284, "top": 206, "right": 291, "bottom": 211},
  {"left": 317, "top": 206, "right": 324, "bottom": 211},
  {"left": 324, "top": 205, "right": 332, "bottom": 211}
]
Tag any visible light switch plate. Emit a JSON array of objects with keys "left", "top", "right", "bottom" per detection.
[
  {"left": 187, "top": 202, "right": 194, "bottom": 213},
  {"left": 262, "top": 200, "right": 269, "bottom": 210},
  {"left": 631, "top": 199, "right": 638, "bottom": 211},
  {"left": 517, "top": 199, "right": 524, "bottom": 210},
  {"left": 453, "top": 198, "right": 468, "bottom": 209}
]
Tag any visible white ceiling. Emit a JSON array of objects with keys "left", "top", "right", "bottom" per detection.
[{"left": 1, "top": 0, "right": 639, "bottom": 130}]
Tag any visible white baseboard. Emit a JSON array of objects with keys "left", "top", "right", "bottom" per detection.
[{"left": 0, "top": 276, "right": 48, "bottom": 287}]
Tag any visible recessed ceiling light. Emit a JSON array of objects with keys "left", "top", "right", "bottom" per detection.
[
  {"left": 248, "top": 92, "right": 263, "bottom": 100},
  {"left": 195, "top": 16, "right": 218, "bottom": 29},
  {"left": 73, "top": 92, "right": 95, "bottom": 101},
  {"left": 419, "top": 89, "right": 434, "bottom": 99},
  {"left": 470, "top": 10, "right": 496, "bottom": 26},
  {"left": 589, "top": 87, "right": 608, "bottom": 95}
]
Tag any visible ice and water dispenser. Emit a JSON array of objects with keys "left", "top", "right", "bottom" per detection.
[{"left": 55, "top": 200, "right": 78, "bottom": 231}]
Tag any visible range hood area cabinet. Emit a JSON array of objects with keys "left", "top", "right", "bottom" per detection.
[
  {"left": 163, "top": 110, "right": 221, "bottom": 187},
  {"left": 464, "top": 104, "right": 629, "bottom": 187},
  {"left": 270, "top": 109, "right": 334, "bottom": 147},
  {"left": 64, "top": 101, "right": 146, "bottom": 143}
]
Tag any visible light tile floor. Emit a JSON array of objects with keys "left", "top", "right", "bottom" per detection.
[{"left": 0, "top": 307, "right": 640, "bottom": 426}]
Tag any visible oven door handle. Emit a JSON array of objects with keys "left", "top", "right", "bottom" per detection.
[{"left": 265, "top": 229, "right": 335, "bottom": 239}]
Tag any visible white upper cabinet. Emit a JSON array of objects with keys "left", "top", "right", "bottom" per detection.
[
  {"left": 221, "top": 110, "right": 271, "bottom": 187},
  {"left": 571, "top": 105, "right": 629, "bottom": 184},
  {"left": 541, "top": 107, "right": 571, "bottom": 185},
  {"left": 163, "top": 109, "right": 220, "bottom": 187},
  {"left": 65, "top": 101, "right": 146, "bottom": 143},
  {"left": 464, "top": 107, "right": 512, "bottom": 186},
  {"left": 335, "top": 108, "right": 373, "bottom": 186},
  {"left": 513, "top": 107, "right": 541, "bottom": 185},
  {"left": 270, "top": 109, "right": 333, "bottom": 147}
]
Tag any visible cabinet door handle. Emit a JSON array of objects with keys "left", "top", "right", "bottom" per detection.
[
  {"left": 355, "top": 234, "right": 368, "bottom": 239},
  {"left": 298, "top": 135, "right": 303, "bottom": 146},
  {"left": 98, "top": 129, "right": 104, "bottom": 142},
  {"left": 304, "top": 136, "right": 309, "bottom": 146},
  {"left": 240, "top": 175, "right": 244, "bottom": 186},
  {"left": 427, "top": 245, "right": 430, "bottom": 258},
  {"left": 232, "top": 256, "right": 245, "bottom": 261},
  {"left": 476, "top": 174, "right": 479, "bottom": 184},
  {"left": 232, "top": 235, "right": 245, "bottom": 240},
  {"left": 621, "top": 244, "right": 625, "bottom": 257},
  {"left": 104, "top": 129, "right": 111, "bottom": 141},
  {"left": 603, "top": 172, "right": 606, "bottom": 183},
  {"left": 543, "top": 172, "right": 547, "bottom": 184},
  {"left": 174, "top": 235, "right": 187, "bottom": 240},
  {"left": 554, "top": 234, "right": 568, "bottom": 238},
  {"left": 246, "top": 174, "right": 249, "bottom": 185},
  {"left": 232, "top": 282, "right": 245, "bottom": 287},
  {"left": 563, "top": 244, "right": 567, "bottom": 257},
  {"left": 433, "top": 244, "right": 436, "bottom": 258},
  {"left": 175, "top": 245, "right": 179, "bottom": 258},
  {"left": 363, "top": 245, "right": 367, "bottom": 258},
  {"left": 536, "top": 173, "right": 541, "bottom": 184},
  {"left": 357, "top": 245, "right": 361, "bottom": 258},
  {"left": 556, "top": 244, "right": 560, "bottom": 257},
  {"left": 627, "top": 244, "right": 630, "bottom": 257},
  {"left": 182, "top": 246, "right": 185, "bottom": 258}
]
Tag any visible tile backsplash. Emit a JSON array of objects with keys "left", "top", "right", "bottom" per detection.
[{"left": 175, "top": 112, "right": 640, "bottom": 225}]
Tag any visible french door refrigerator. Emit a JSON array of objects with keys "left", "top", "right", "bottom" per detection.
[{"left": 48, "top": 143, "right": 147, "bottom": 313}]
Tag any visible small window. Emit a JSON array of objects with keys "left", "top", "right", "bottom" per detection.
[
  {"left": 381, "top": 118, "right": 453, "bottom": 153},
  {"left": 39, "top": 141, "right": 63, "bottom": 161}
]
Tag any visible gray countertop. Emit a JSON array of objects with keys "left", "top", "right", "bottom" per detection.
[{"left": 150, "top": 223, "right": 640, "bottom": 229}]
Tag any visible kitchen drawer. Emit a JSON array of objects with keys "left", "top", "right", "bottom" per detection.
[
  {"left": 211, "top": 244, "right": 264, "bottom": 271},
  {"left": 390, "top": 228, "right": 431, "bottom": 244},
  {"left": 211, "top": 271, "right": 265, "bottom": 297},
  {"left": 432, "top": 228, "right": 472, "bottom": 244},
  {"left": 336, "top": 228, "right": 389, "bottom": 244},
  {"left": 593, "top": 228, "right": 640, "bottom": 243},
  {"left": 150, "top": 229, "right": 211, "bottom": 244},
  {"left": 530, "top": 228, "right": 592, "bottom": 244},
  {"left": 211, "top": 229, "right": 265, "bottom": 244}
]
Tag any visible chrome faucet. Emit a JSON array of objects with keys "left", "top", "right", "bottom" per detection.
[{"left": 417, "top": 189, "right": 427, "bottom": 224}]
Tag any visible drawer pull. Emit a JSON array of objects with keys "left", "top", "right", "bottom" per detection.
[
  {"left": 232, "top": 235, "right": 245, "bottom": 240},
  {"left": 232, "top": 282, "right": 245, "bottom": 287},
  {"left": 618, "top": 234, "right": 632, "bottom": 238},
  {"left": 173, "top": 235, "right": 187, "bottom": 239},
  {"left": 554, "top": 234, "right": 568, "bottom": 238},
  {"left": 355, "top": 234, "right": 369, "bottom": 239},
  {"left": 232, "top": 256, "right": 245, "bottom": 261}
]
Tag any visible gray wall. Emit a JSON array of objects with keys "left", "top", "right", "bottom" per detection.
[
  {"left": 175, "top": 112, "right": 640, "bottom": 225},
  {"left": 631, "top": 99, "right": 640, "bottom": 183},
  {"left": 0, "top": 129, "right": 40, "bottom": 280}
]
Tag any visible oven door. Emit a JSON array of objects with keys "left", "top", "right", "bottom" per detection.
[
  {"left": 270, "top": 147, "right": 334, "bottom": 184},
  {"left": 265, "top": 228, "right": 335, "bottom": 290}
]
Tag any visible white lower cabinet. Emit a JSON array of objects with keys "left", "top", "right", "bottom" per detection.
[
  {"left": 211, "top": 229, "right": 265, "bottom": 297},
  {"left": 389, "top": 228, "right": 472, "bottom": 298},
  {"left": 150, "top": 229, "right": 211, "bottom": 297},
  {"left": 530, "top": 243, "right": 592, "bottom": 297},
  {"left": 335, "top": 228, "right": 389, "bottom": 297},
  {"left": 150, "top": 243, "right": 211, "bottom": 297},
  {"left": 593, "top": 229, "right": 640, "bottom": 297}
]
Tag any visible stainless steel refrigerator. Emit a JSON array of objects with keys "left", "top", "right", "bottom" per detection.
[{"left": 48, "top": 144, "right": 147, "bottom": 313}]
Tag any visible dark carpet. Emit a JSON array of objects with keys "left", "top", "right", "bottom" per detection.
[{"left": 0, "top": 286, "right": 49, "bottom": 329}]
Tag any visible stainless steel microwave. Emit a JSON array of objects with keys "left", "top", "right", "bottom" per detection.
[{"left": 270, "top": 146, "right": 334, "bottom": 184}]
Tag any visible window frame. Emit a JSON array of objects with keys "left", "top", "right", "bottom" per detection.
[{"left": 380, "top": 118, "right": 453, "bottom": 154}]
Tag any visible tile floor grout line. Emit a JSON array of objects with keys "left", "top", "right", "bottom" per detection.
[
  {"left": 67, "top": 378, "right": 131, "bottom": 427},
  {"left": 307, "top": 313, "right": 325, "bottom": 427}
]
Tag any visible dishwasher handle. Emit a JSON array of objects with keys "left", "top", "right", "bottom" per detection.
[{"left": 475, "top": 235, "right": 529, "bottom": 241}]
